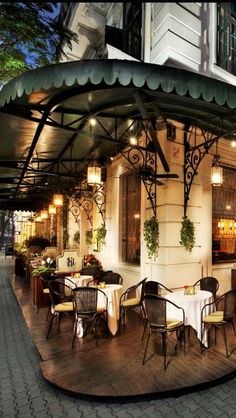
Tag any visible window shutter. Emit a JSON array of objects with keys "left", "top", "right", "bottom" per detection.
[{"left": 218, "top": 2, "right": 231, "bottom": 65}]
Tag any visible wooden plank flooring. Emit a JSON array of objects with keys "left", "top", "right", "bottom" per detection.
[{"left": 11, "top": 273, "right": 236, "bottom": 400}]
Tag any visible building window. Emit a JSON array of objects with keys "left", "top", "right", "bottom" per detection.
[
  {"left": 217, "top": 3, "right": 236, "bottom": 75},
  {"left": 123, "top": 3, "right": 142, "bottom": 60},
  {"left": 212, "top": 166, "right": 236, "bottom": 263},
  {"left": 121, "top": 173, "right": 141, "bottom": 264}
]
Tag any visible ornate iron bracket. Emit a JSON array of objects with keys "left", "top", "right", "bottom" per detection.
[
  {"left": 120, "top": 122, "right": 157, "bottom": 217},
  {"left": 184, "top": 123, "right": 224, "bottom": 216}
]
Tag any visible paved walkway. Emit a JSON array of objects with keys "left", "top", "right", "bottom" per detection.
[{"left": 0, "top": 257, "right": 236, "bottom": 417}]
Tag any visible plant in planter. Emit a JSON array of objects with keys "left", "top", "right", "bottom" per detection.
[
  {"left": 31, "top": 265, "right": 51, "bottom": 277},
  {"left": 143, "top": 216, "right": 159, "bottom": 259},
  {"left": 179, "top": 216, "right": 196, "bottom": 253},
  {"left": 95, "top": 223, "right": 106, "bottom": 248}
]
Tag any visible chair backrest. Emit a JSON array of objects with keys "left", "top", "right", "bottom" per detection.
[
  {"left": 139, "top": 277, "right": 148, "bottom": 302},
  {"left": 72, "top": 286, "right": 107, "bottom": 314},
  {"left": 102, "top": 271, "right": 123, "bottom": 285},
  {"left": 144, "top": 294, "right": 167, "bottom": 328},
  {"left": 223, "top": 289, "right": 236, "bottom": 320},
  {"left": 48, "top": 278, "right": 72, "bottom": 306},
  {"left": 195, "top": 277, "right": 219, "bottom": 295},
  {"left": 39, "top": 270, "right": 55, "bottom": 290},
  {"left": 80, "top": 266, "right": 104, "bottom": 281},
  {"left": 144, "top": 281, "right": 172, "bottom": 296}
]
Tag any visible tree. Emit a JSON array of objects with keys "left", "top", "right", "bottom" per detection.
[
  {"left": 0, "top": 2, "right": 78, "bottom": 83},
  {"left": 0, "top": 210, "right": 13, "bottom": 248}
]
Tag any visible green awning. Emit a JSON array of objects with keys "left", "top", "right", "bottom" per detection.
[
  {"left": 0, "top": 59, "right": 236, "bottom": 210},
  {"left": 1, "top": 59, "right": 236, "bottom": 108}
]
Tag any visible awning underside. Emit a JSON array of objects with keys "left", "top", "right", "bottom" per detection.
[{"left": 0, "top": 59, "right": 236, "bottom": 211}]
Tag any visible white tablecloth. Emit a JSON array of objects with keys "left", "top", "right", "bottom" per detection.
[
  {"left": 165, "top": 290, "right": 214, "bottom": 346},
  {"left": 98, "top": 284, "right": 122, "bottom": 336},
  {"left": 65, "top": 275, "right": 93, "bottom": 288}
]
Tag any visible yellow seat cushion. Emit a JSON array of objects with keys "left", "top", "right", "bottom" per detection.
[
  {"left": 54, "top": 302, "right": 74, "bottom": 312},
  {"left": 121, "top": 297, "right": 140, "bottom": 307},
  {"left": 43, "top": 288, "right": 50, "bottom": 294},
  {"left": 203, "top": 311, "right": 224, "bottom": 323},
  {"left": 166, "top": 318, "right": 183, "bottom": 330}
]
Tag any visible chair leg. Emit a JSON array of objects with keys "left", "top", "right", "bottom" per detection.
[
  {"left": 163, "top": 332, "right": 167, "bottom": 370},
  {"left": 142, "top": 319, "right": 148, "bottom": 341},
  {"left": 46, "top": 305, "right": 51, "bottom": 322},
  {"left": 200, "top": 322, "right": 207, "bottom": 351},
  {"left": 46, "top": 314, "right": 55, "bottom": 339},
  {"left": 222, "top": 324, "right": 229, "bottom": 358},
  {"left": 57, "top": 313, "right": 61, "bottom": 334},
  {"left": 142, "top": 329, "right": 151, "bottom": 365},
  {"left": 72, "top": 316, "right": 79, "bottom": 348},
  {"left": 231, "top": 319, "right": 236, "bottom": 336}
]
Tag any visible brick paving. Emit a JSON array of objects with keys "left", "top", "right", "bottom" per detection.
[{"left": 0, "top": 257, "right": 236, "bottom": 418}]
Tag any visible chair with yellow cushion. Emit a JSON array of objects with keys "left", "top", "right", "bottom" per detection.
[
  {"left": 119, "top": 278, "right": 147, "bottom": 333},
  {"left": 142, "top": 294, "right": 185, "bottom": 370},
  {"left": 201, "top": 288, "right": 236, "bottom": 357},
  {"left": 46, "top": 278, "right": 74, "bottom": 339}
]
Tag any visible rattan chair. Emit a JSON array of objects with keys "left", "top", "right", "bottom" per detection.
[
  {"left": 80, "top": 266, "right": 104, "bottom": 286},
  {"left": 142, "top": 294, "right": 186, "bottom": 369},
  {"left": 38, "top": 270, "right": 55, "bottom": 319},
  {"left": 119, "top": 278, "right": 147, "bottom": 333},
  {"left": 101, "top": 270, "right": 123, "bottom": 285},
  {"left": 201, "top": 288, "right": 236, "bottom": 357},
  {"left": 72, "top": 286, "right": 108, "bottom": 347},
  {"left": 46, "top": 278, "right": 74, "bottom": 339},
  {"left": 194, "top": 277, "right": 219, "bottom": 298},
  {"left": 144, "top": 280, "right": 173, "bottom": 296}
]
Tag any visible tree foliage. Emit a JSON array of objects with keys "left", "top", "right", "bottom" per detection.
[{"left": 0, "top": 2, "right": 78, "bottom": 82}]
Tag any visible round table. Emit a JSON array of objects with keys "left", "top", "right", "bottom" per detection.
[{"left": 165, "top": 290, "right": 214, "bottom": 346}]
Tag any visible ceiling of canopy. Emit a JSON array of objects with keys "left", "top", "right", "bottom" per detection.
[{"left": 0, "top": 59, "right": 236, "bottom": 211}]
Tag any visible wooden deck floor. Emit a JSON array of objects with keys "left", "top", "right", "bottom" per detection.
[{"left": 12, "top": 274, "right": 236, "bottom": 400}]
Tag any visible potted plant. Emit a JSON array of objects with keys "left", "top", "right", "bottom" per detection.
[
  {"left": 85, "top": 230, "right": 93, "bottom": 246},
  {"left": 143, "top": 216, "right": 159, "bottom": 259},
  {"left": 95, "top": 223, "right": 106, "bottom": 249},
  {"left": 179, "top": 216, "right": 196, "bottom": 253}
]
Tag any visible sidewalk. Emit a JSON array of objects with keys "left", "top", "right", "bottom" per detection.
[{"left": 0, "top": 256, "right": 235, "bottom": 417}]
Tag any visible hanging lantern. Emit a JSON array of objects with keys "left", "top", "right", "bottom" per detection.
[
  {"left": 53, "top": 194, "right": 63, "bottom": 207},
  {"left": 211, "top": 157, "right": 223, "bottom": 186},
  {"left": 87, "top": 160, "right": 102, "bottom": 186},
  {"left": 211, "top": 140, "right": 223, "bottom": 187},
  {"left": 41, "top": 210, "right": 48, "bottom": 220},
  {"left": 48, "top": 204, "right": 56, "bottom": 215}
]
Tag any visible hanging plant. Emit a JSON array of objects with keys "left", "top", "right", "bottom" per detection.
[
  {"left": 73, "top": 230, "right": 80, "bottom": 245},
  {"left": 85, "top": 230, "right": 93, "bottom": 246},
  {"left": 95, "top": 223, "right": 107, "bottom": 247},
  {"left": 143, "top": 216, "right": 159, "bottom": 259},
  {"left": 180, "top": 216, "right": 196, "bottom": 253},
  {"left": 63, "top": 229, "right": 69, "bottom": 249}
]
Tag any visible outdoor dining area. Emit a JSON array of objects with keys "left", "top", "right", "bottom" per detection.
[
  {"left": 10, "top": 247, "right": 236, "bottom": 400},
  {"left": 1, "top": 58, "right": 236, "bottom": 399}
]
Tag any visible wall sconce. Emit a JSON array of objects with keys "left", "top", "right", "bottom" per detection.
[
  {"left": 87, "top": 160, "right": 102, "bottom": 186},
  {"left": 41, "top": 210, "right": 48, "bottom": 220},
  {"left": 48, "top": 204, "right": 56, "bottom": 215},
  {"left": 211, "top": 141, "right": 223, "bottom": 187},
  {"left": 53, "top": 194, "right": 63, "bottom": 207}
]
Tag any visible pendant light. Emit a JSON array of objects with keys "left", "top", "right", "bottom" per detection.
[
  {"left": 87, "top": 159, "right": 102, "bottom": 186},
  {"left": 211, "top": 140, "right": 223, "bottom": 186}
]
